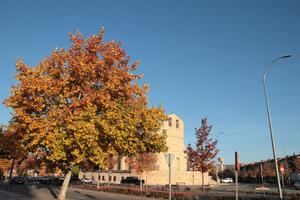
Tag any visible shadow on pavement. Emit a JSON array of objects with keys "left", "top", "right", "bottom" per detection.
[
  {"left": 0, "top": 183, "right": 37, "bottom": 199},
  {"left": 47, "top": 186, "right": 58, "bottom": 199},
  {"left": 74, "top": 190, "right": 97, "bottom": 199}
]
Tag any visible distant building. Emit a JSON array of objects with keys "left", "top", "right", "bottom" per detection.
[
  {"left": 79, "top": 114, "right": 212, "bottom": 185},
  {"left": 239, "top": 153, "right": 300, "bottom": 183}
]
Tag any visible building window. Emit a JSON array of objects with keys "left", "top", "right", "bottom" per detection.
[
  {"left": 109, "top": 176, "right": 112, "bottom": 181},
  {"left": 113, "top": 176, "right": 116, "bottom": 182},
  {"left": 98, "top": 175, "right": 101, "bottom": 180},
  {"left": 121, "top": 176, "right": 124, "bottom": 180},
  {"left": 102, "top": 176, "right": 105, "bottom": 181},
  {"left": 176, "top": 119, "right": 179, "bottom": 128},
  {"left": 168, "top": 118, "right": 172, "bottom": 127}
]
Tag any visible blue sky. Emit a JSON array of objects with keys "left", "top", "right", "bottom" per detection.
[{"left": 0, "top": 0, "right": 299, "bottom": 164}]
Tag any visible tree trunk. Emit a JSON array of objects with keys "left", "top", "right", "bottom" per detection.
[
  {"left": 140, "top": 174, "right": 142, "bottom": 191},
  {"left": 8, "top": 158, "right": 15, "bottom": 184},
  {"left": 202, "top": 170, "right": 204, "bottom": 191},
  {"left": 201, "top": 163, "right": 205, "bottom": 192},
  {"left": 107, "top": 171, "right": 110, "bottom": 186},
  {"left": 57, "top": 170, "right": 72, "bottom": 200},
  {"left": 97, "top": 168, "right": 100, "bottom": 190},
  {"left": 145, "top": 172, "right": 148, "bottom": 189}
]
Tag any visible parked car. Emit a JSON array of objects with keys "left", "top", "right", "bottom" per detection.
[
  {"left": 52, "top": 177, "right": 64, "bottom": 186},
  {"left": 11, "top": 176, "right": 25, "bottom": 184},
  {"left": 81, "top": 177, "right": 92, "bottom": 183},
  {"left": 25, "top": 176, "right": 37, "bottom": 183},
  {"left": 39, "top": 176, "right": 53, "bottom": 184},
  {"left": 294, "top": 180, "right": 300, "bottom": 190},
  {"left": 120, "top": 176, "right": 144, "bottom": 185},
  {"left": 221, "top": 178, "right": 233, "bottom": 183}
]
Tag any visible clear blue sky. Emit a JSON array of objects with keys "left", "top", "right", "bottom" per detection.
[{"left": 0, "top": 0, "right": 299, "bottom": 164}]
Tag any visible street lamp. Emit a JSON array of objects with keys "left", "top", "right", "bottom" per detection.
[{"left": 263, "top": 54, "right": 292, "bottom": 200}]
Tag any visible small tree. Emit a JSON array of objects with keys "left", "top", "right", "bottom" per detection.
[
  {"left": 128, "top": 153, "right": 158, "bottom": 190},
  {"left": 185, "top": 117, "right": 219, "bottom": 191}
]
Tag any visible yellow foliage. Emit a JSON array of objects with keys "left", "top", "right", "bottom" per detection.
[{"left": 4, "top": 29, "right": 167, "bottom": 171}]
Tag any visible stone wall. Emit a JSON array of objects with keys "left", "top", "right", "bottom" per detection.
[
  {"left": 79, "top": 170, "right": 210, "bottom": 185},
  {"left": 146, "top": 170, "right": 209, "bottom": 185}
]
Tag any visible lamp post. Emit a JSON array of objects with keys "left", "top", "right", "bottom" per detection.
[
  {"left": 165, "top": 153, "right": 174, "bottom": 200},
  {"left": 263, "top": 54, "right": 292, "bottom": 200}
]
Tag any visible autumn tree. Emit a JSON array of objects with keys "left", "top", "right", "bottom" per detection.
[
  {"left": 0, "top": 126, "right": 11, "bottom": 178},
  {"left": 0, "top": 125, "right": 6, "bottom": 158},
  {"left": 185, "top": 117, "right": 219, "bottom": 191},
  {"left": 16, "top": 157, "right": 36, "bottom": 176},
  {"left": 0, "top": 120, "right": 27, "bottom": 181},
  {"left": 128, "top": 153, "right": 158, "bottom": 189},
  {"left": 4, "top": 28, "right": 167, "bottom": 200}
]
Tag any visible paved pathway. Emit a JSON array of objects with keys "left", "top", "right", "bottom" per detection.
[{"left": 0, "top": 184, "right": 158, "bottom": 200}]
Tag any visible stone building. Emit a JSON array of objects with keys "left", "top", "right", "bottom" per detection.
[{"left": 79, "top": 114, "right": 210, "bottom": 185}]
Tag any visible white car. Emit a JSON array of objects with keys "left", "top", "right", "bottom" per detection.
[
  {"left": 81, "top": 177, "right": 92, "bottom": 183},
  {"left": 221, "top": 178, "right": 233, "bottom": 183}
]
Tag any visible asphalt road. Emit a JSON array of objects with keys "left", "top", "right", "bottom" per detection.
[
  {"left": 212, "top": 183, "right": 300, "bottom": 194},
  {"left": 1, "top": 182, "right": 300, "bottom": 200},
  {"left": 209, "top": 183, "right": 300, "bottom": 199},
  {"left": 0, "top": 184, "right": 156, "bottom": 200}
]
